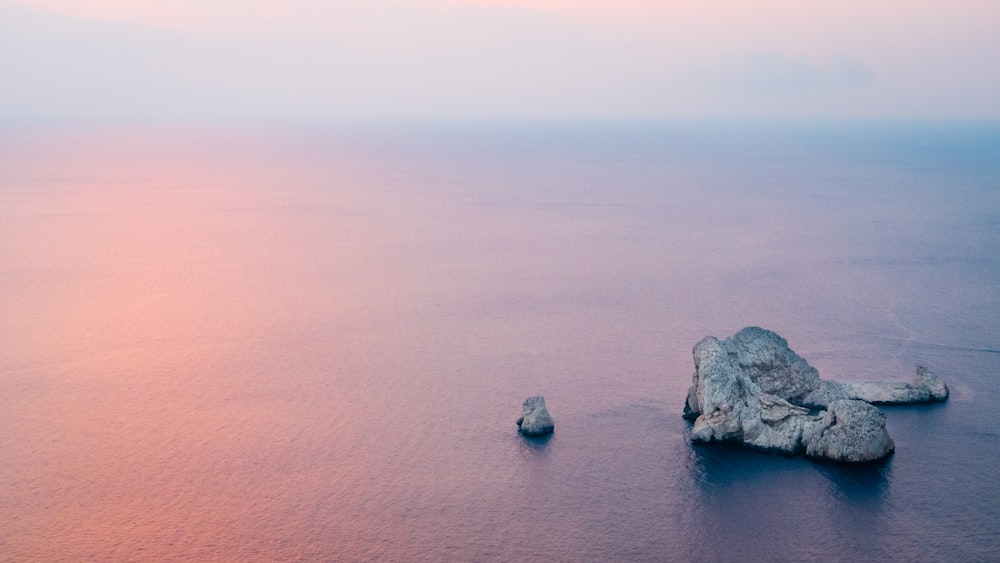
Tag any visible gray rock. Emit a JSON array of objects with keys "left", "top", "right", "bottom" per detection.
[
  {"left": 683, "top": 327, "right": 945, "bottom": 462},
  {"left": 517, "top": 396, "right": 554, "bottom": 436},
  {"left": 684, "top": 329, "right": 821, "bottom": 456},
  {"left": 803, "top": 400, "right": 895, "bottom": 463},
  {"left": 917, "top": 366, "right": 950, "bottom": 400},
  {"left": 727, "top": 327, "right": 821, "bottom": 403},
  {"left": 807, "top": 365, "right": 950, "bottom": 406}
]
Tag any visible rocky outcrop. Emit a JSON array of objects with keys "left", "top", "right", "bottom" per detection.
[
  {"left": 517, "top": 396, "right": 554, "bottom": 436},
  {"left": 802, "top": 400, "right": 895, "bottom": 462},
  {"left": 684, "top": 332, "right": 815, "bottom": 455},
  {"left": 683, "top": 327, "right": 947, "bottom": 462},
  {"left": 822, "top": 365, "right": 949, "bottom": 405}
]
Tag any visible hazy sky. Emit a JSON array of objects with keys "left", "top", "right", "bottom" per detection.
[{"left": 2, "top": 0, "right": 998, "bottom": 121}]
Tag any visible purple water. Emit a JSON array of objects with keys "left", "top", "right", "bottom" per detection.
[{"left": 1, "top": 121, "right": 998, "bottom": 561}]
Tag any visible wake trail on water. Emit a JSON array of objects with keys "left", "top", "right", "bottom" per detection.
[{"left": 867, "top": 334, "right": 1000, "bottom": 355}]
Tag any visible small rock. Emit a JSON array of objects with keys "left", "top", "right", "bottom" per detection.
[
  {"left": 517, "top": 396, "right": 554, "bottom": 436},
  {"left": 917, "top": 366, "right": 949, "bottom": 401}
]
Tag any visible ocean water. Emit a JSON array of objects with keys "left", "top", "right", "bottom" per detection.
[{"left": 1, "top": 121, "right": 998, "bottom": 562}]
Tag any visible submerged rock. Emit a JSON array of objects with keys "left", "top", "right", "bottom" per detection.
[
  {"left": 517, "top": 396, "right": 555, "bottom": 436},
  {"left": 683, "top": 327, "right": 946, "bottom": 462}
]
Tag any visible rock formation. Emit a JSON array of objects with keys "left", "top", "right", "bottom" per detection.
[
  {"left": 682, "top": 326, "right": 947, "bottom": 462},
  {"left": 802, "top": 399, "right": 895, "bottom": 463},
  {"left": 517, "top": 396, "right": 555, "bottom": 436},
  {"left": 818, "top": 365, "right": 949, "bottom": 405}
]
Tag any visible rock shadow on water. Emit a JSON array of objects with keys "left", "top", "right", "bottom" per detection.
[
  {"left": 685, "top": 431, "right": 891, "bottom": 501},
  {"left": 811, "top": 456, "right": 893, "bottom": 558},
  {"left": 811, "top": 456, "right": 892, "bottom": 502},
  {"left": 683, "top": 439, "right": 892, "bottom": 560},
  {"left": 686, "top": 440, "right": 813, "bottom": 492},
  {"left": 520, "top": 431, "right": 553, "bottom": 448},
  {"left": 516, "top": 431, "right": 554, "bottom": 458}
]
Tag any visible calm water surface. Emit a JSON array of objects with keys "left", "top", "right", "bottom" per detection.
[{"left": 1, "top": 122, "right": 998, "bottom": 561}]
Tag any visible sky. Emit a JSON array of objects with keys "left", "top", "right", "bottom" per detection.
[{"left": 1, "top": 0, "right": 998, "bottom": 121}]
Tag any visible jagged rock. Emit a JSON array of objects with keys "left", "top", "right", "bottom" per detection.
[
  {"left": 683, "top": 326, "right": 945, "bottom": 462},
  {"left": 803, "top": 400, "right": 895, "bottom": 463},
  {"left": 686, "top": 332, "right": 813, "bottom": 454},
  {"left": 917, "top": 366, "right": 950, "bottom": 400},
  {"left": 517, "top": 396, "right": 554, "bottom": 436}
]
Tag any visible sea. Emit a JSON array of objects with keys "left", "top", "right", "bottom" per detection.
[{"left": 1, "top": 120, "right": 998, "bottom": 562}]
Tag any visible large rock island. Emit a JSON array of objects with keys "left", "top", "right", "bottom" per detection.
[{"left": 682, "top": 327, "right": 948, "bottom": 462}]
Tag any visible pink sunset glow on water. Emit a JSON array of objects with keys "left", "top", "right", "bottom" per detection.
[
  {"left": 1, "top": 123, "right": 999, "bottom": 560},
  {"left": 3, "top": 0, "right": 999, "bottom": 559},
  {"left": 0, "top": 128, "right": 455, "bottom": 559}
]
